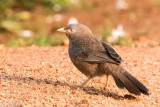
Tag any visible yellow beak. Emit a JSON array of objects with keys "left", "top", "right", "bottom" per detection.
[{"left": 57, "top": 27, "right": 67, "bottom": 33}]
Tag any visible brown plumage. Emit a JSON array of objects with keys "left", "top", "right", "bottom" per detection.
[{"left": 57, "top": 24, "right": 149, "bottom": 95}]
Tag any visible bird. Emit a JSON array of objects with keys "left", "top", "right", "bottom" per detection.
[{"left": 57, "top": 23, "right": 149, "bottom": 96}]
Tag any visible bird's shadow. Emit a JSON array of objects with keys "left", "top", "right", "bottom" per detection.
[{"left": 1, "top": 72, "right": 136, "bottom": 100}]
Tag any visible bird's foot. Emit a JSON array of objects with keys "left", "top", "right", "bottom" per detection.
[{"left": 103, "top": 86, "right": 108, "bottom": 90}]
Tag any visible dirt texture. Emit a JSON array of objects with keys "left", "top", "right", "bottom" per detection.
[{"left": 0, "top": 45, "right": 160, "bottom": 106}]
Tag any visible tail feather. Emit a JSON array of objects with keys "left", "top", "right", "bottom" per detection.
[
  {"left": 123, "top": 71, "right": 149, "bottom": 95},
  {"left": 111, "top": 70, "right": 142, "bottom": 95},
  {"left": 112, "top": 74, "right": 124, "bottom": 89},
  {"left": 103, "top": 63, "right": 149, "bottom": 95}
]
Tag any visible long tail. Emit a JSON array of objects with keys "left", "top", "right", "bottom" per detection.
[{"left": 102, "top": 64, "right": 149, "bottom": 95}]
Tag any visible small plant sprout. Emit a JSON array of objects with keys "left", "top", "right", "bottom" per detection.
[
  {"left": 68, "top": 17, "right": 78, "bottom": 24},
  {"left": 116, "top": 0, "right": 128, "bottom": 10},
  {"left": 109, "top": 24, "right": 126, "bottom": 42},
  {"left": 18, "top": 30, "right": 33, "bottom": 38}
]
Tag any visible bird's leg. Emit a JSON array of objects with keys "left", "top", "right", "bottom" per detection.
[
  {"left": 80, "top": 76, "right": 93, "bottom": 87},
  {"left": 104, "top": 74, "right": 109, "bottom": 89}
]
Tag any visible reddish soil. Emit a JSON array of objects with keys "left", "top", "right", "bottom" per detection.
[{"left": 0, "top": 45, "right": 160, "bottom": 106}]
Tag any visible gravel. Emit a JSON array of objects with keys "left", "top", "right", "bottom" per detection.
[{"left": 0, "top": 45, "right": 160, "bottom": 106}]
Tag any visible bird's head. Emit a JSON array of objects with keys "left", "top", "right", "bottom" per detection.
[{"left": 57, "top": 24, "right": 93, "bottom": 40}]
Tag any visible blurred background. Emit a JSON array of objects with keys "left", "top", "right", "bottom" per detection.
[{"left": 0, "top": 0, "right": 160, "bottom": 47}]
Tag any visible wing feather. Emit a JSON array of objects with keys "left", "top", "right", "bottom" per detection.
[{"left": 102, "top": 42, "right": 122, "bottom": 63}]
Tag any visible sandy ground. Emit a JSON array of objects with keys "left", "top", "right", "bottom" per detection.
[{"left": 0, "top": 45, "right": 160, "bottom": 106}]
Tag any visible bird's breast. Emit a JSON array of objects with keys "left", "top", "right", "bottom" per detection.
[{"left": 68, "top": 42, "right": 99, "bottom": 76}]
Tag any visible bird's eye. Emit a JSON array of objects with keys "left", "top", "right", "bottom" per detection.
[
  {"left": 70, "top": 28, "right": 75, "bottom": 32},
  {"left": 66, "top": 28, "right": 75, "bottom": 33},
  {"left": 68, "top": 28, "right": 73, "bottom": 33}
]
